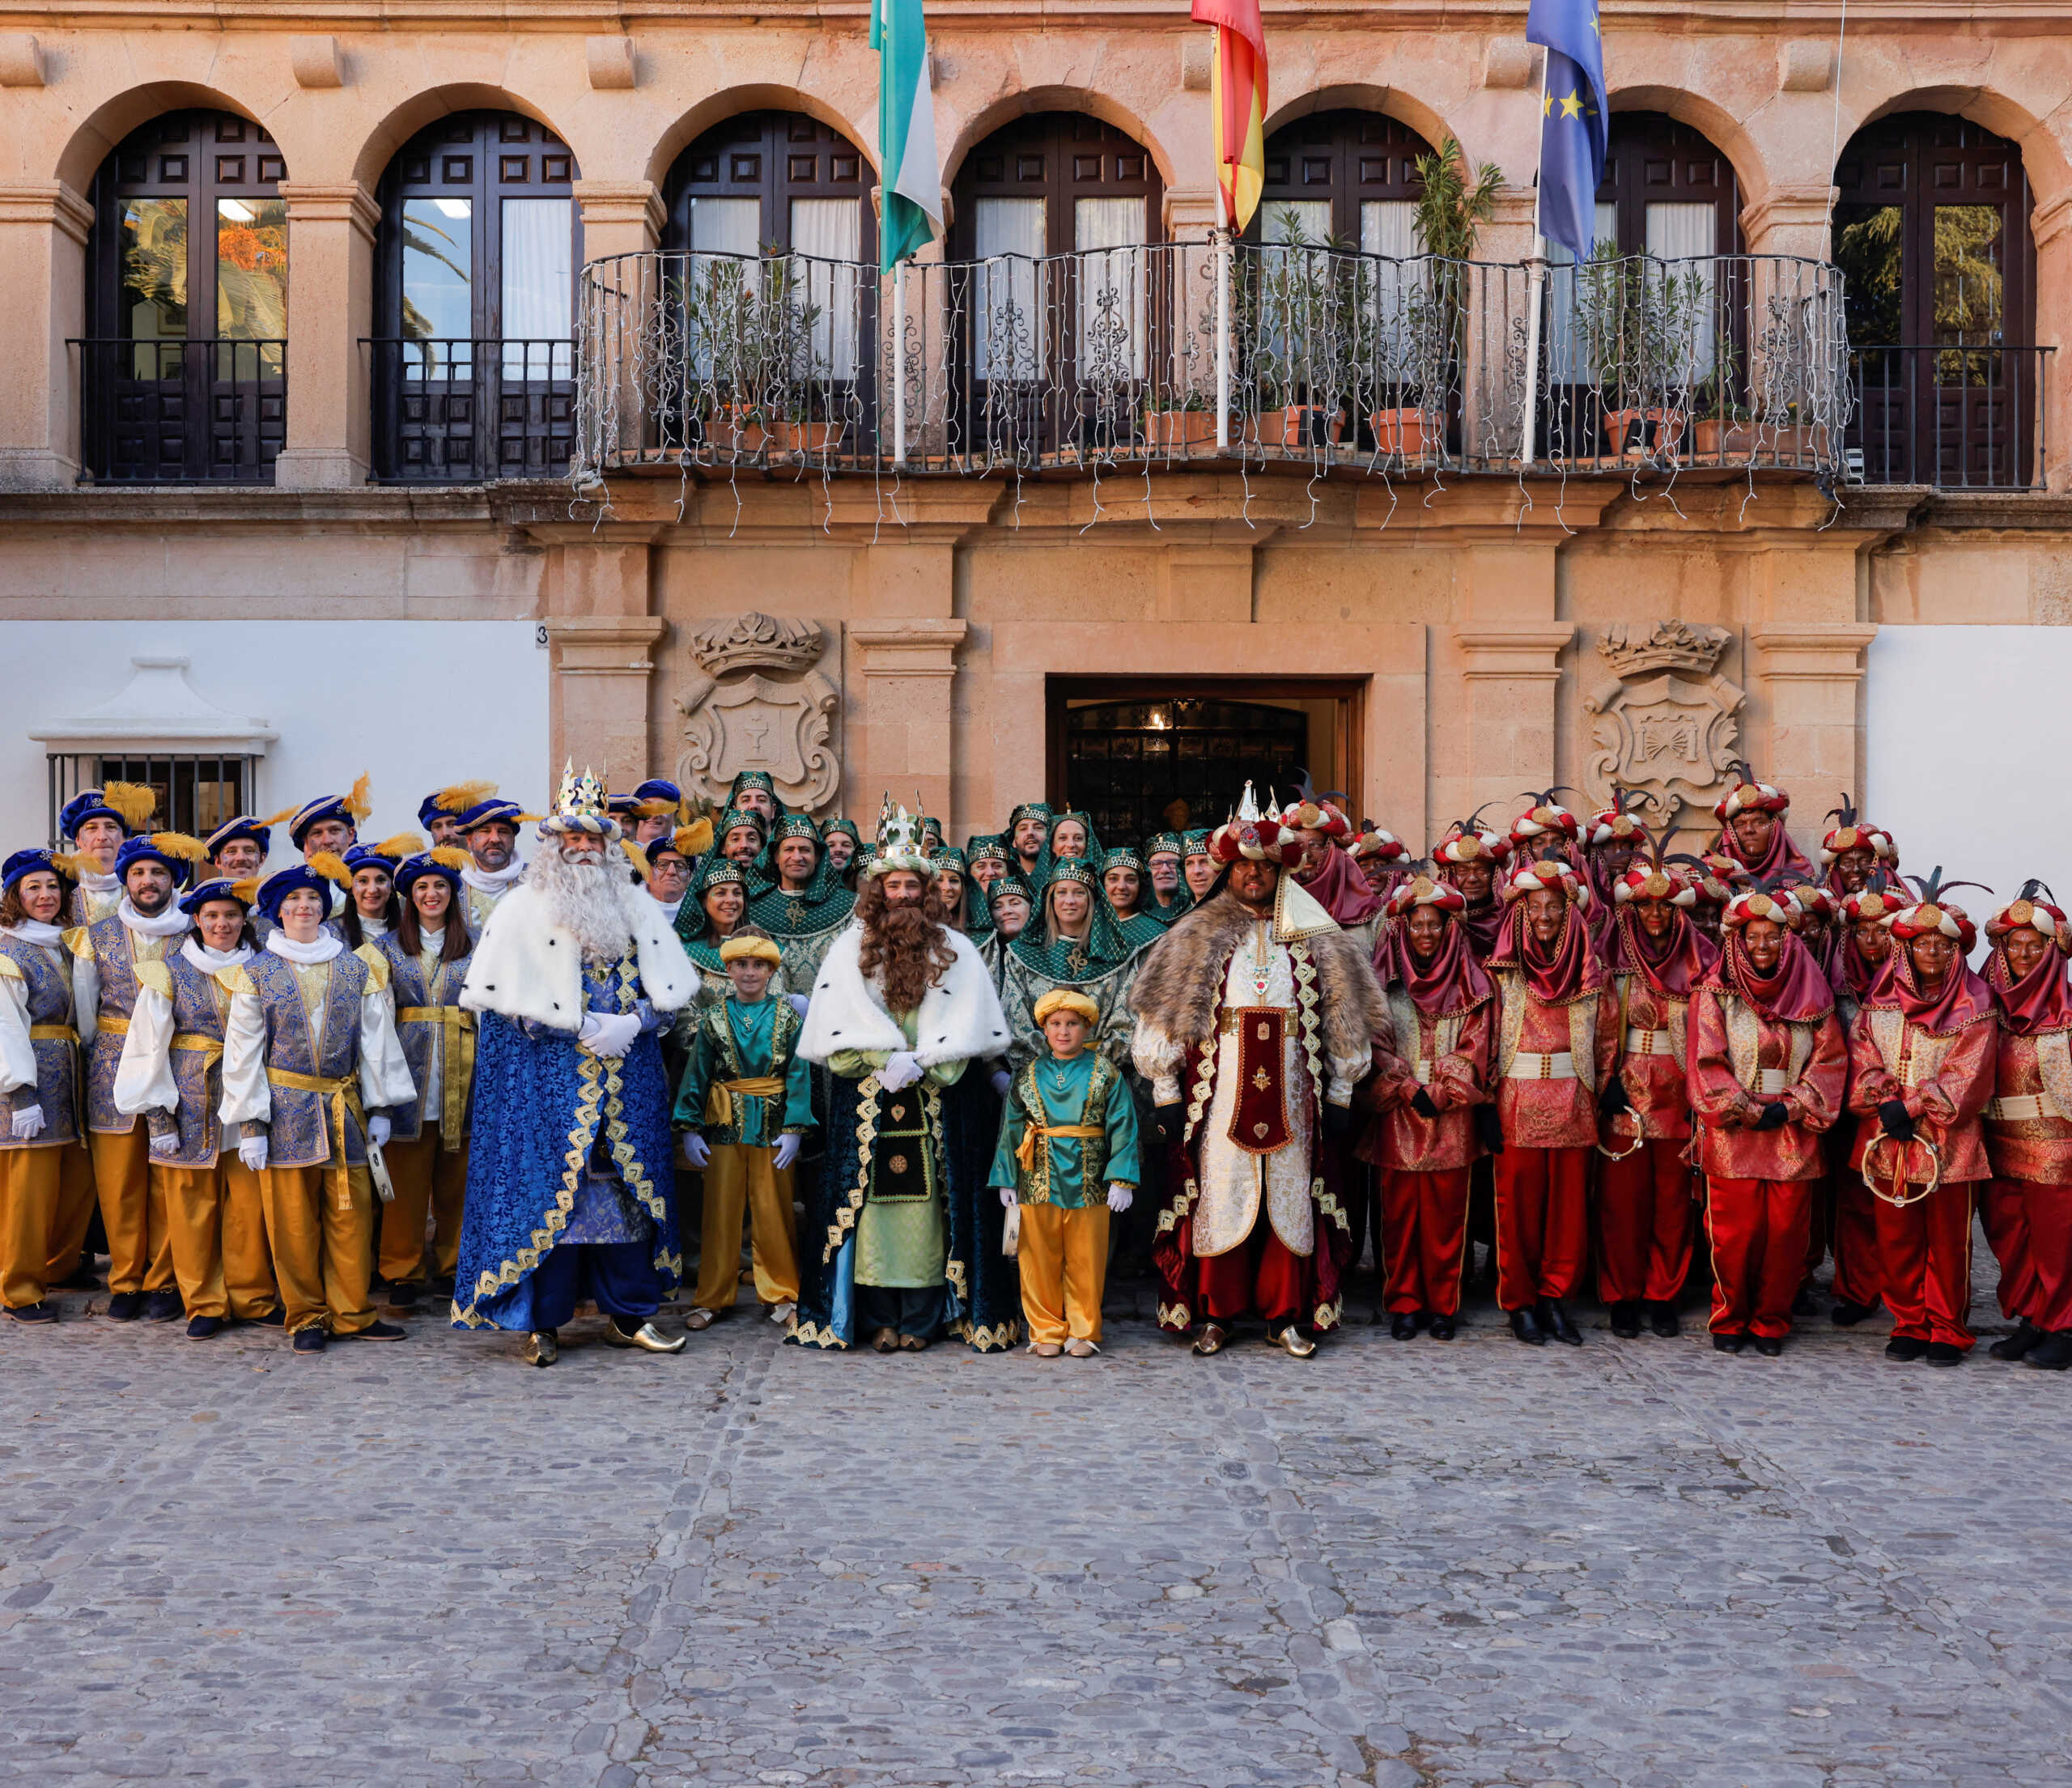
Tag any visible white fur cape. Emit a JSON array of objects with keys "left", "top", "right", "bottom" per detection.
[
  {"left": 796, "top": 923, "right": 1012, "bottom": 1068},
  {"left": 460, "top": 880, "right": 698, "bottom": 1028}
]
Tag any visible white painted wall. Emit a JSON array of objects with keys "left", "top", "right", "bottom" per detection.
[
  {"left": 1866, "top": 625, "right": 2072, "bottom": 949},
  {"left": 2, "top": 621, "right": 550, "bottom": 861}
]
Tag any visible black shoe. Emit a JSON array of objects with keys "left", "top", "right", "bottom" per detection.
[
  {"left": 335, "top": 1320, "right": 406, "bottom": 1342},
  {"left": 291, "top": 1327, "right": 328, "bottom": 1355},
  {"left": 3, "top": 1301, "right": 57, "bottom": 1324},
  {"left": 1608, "top": 1300, "right": 1641, "bottom": 1339},
  {"left": 1988, "top": 1321, "right": 2044, "bottom": 1362},
  {"left": 144, "top": 1289, "right": 184, "bottom": 1323},
  {"left": 56, "top": 1261, "right": 103, "bottom": 1291},
  {"left": 1390, "top": 1311, "right": 1420, "bottom": 1341},
  {"left": 185, "top": 1315, "right": 224, "bottom": 1340},
  {"left": 1751, "top": 1335, "right": 1784, "bottom": 1357},
  {"left": 385, "top": 1280, "right": 422, "bottom": 1313},
  {"left": 253, "top": 1306, "right": 285, "bottom": 1327},
  {"left": 1508, "top": 1307, "right": 1547, "bottom": 1347},
  {"left": 1832, "top": 1298, "right": 1876, "bottom": 1327},
  {"left": 1884, "top": 1335, "right": 1929, "bottom": 1362},
  {"left": 2023, "top": 1331, "right": 2072, "bottom": 1371},
  {"left": 1792, "top": 1285, "right": 1819, "bottom": 1318},
  {"left": 1924, "top": 1341, "right": 1965, "bottom": 1368},
  {"left": 1646, "top": 1301, "right": 1680, "bottom": 1338},
  {"left": 104, "top": 1291, "right": 143, "bottom": 1322},
  {"left": 1539, "top": 1300, "right": 1583, "bottom": 1346},
  {"left": 1428, "top": 1314, "right": 1458, "bottom": 1340},
  {"left": 1713, "top": 1331, "right": 1745, "bottom": 1353}
]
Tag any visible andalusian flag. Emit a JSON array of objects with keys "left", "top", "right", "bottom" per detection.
[
  {"left": 1194, "top": 0, "right": 1267, "bottom": 231},
  {"left": 873, "top": 0, "right": 942, "bottom": 271}
]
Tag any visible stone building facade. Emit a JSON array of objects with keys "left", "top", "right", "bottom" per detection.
[{"left": 0, "top": 2, "right": 2063, "bottom": 876}]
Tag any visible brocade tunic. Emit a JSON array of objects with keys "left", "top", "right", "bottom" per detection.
[
  {"left": 1357, "top": 997, "right": 1492, "bottom": 1174},
  {"left": 1492, "top": 976, "right": 1620, "bottom": 1150},
  {"left": 1687, "top": 987, "right": 1848, "bottom": 1181},
  {"left": 1846, "top": 1006, "right": 1997, "bottom": 1183},
  {"left": 0, "top": 929, "right": 83, "bottom": 1148},
  {"left": 1983, "top": 1026, "right": 2072, "bottom": 1185},
  {"left": 1610, "top": 970, "right": 1694, "bottom": 1140}
]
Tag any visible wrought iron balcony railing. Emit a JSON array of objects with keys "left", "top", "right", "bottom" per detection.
[
  {"left": 71, "top": 337, "right": 286, "bottom": 484},
  {"left": 365, "top": 338, "right": 575, "bottom": 483},
  {"left": 1845, "top": 343, "right": 2053, "bottom": 491},
  {"left": 575, "top": 245, "right": 1853, "bottom": 487}
]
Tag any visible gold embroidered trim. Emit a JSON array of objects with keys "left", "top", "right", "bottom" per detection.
[
  {"left": 822, "top": 1074, "right": 882, "bottom": 1264},
  {"left": 1156, "top": 1299, "right": 1192, "bottom": 1331}
]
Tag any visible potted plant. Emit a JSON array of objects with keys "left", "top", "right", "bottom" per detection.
[
  {"left": 1144, "top": 388, "right": 1221, "bottom": 452},
  {"left": 1573, "top": 244, "right": 1707, "bottom": 462},
  {"left": 1245, "top": 206, "right": 1348, "bottom": 451},
  {"left": 1692, "top": 378, "right": 1756, "bottom": 461},
  {"left": 678, "top": 248, "right": 837, "bottom": 457}
]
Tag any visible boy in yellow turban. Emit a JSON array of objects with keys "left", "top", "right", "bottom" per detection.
[
  {"left": 990, "top": 987, "right": 1140, "bottom": 1356},
  {"left": 675, "top": 932, "right": 813, "bottom": 1329}
]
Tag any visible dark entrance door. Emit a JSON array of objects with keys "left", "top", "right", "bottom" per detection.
[{"left": 1047, "top": 679, "right": 1365, "bottom": 847}]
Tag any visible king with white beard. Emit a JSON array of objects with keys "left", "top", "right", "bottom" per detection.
[{"left": 452, "top": 765, "right": 699, "bottom": 1365}]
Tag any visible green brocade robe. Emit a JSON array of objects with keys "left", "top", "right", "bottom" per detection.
[
  {"left": 830, "top": 1009, "right": 968, "bottom": 1289},
  {"left": 989, "top": 1050, "right": 1142, "bottom": 1208},
  {"left": 673, "top": 996, "right": 813, "bottom": 1147}
]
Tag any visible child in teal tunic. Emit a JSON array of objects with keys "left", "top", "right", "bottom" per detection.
[
  {"left": 675, "top": 935, "right": 814, "bottom": 1328},
  {"left": 991, "top": 988, "right": 1140, "bottom": 1356}
]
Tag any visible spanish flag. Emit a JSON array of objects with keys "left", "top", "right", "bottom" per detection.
[{"left": 1194, "top": 0, "right": 1267, "bottom": 232}]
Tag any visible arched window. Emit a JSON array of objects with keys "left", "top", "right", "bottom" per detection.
[
  {"left": 83, "top": 109, "right": 288, "bottom": 482},
  {"left": 1833, "top": 113, "right": 2037, "bottom": 486},
  {"left": 371, "top": 112, "right": 580, "bottom": 481},
  {"left": 947, "top": 113, "right": 1164, "bottom": 453},
  {"left": 662, "top": 110, "right": 874, "bottom": 265},
  {"left": 1257, "top": 108, "right": 1434, "bottom": 256}
]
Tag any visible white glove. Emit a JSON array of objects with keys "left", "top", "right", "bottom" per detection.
[
  {"left": 1106, "top": 1183, "right": 1134, "bottom": 1213},
  {"left": 367, "top": 1115, "right": 392, "bottom": 1149},
  {"left": 149, "top": 1126, "right": 182, "bottom": 1157},
  {"left": 10, "top": 1105, "right": 45, "bottom": 1143},
  {"left": 578, "top": 1010, "right": 641, "bottom": 1060},
  {"left": 879, "top": 1051, "right": 923, "bottom": 1091},
  {"left": 772, "top": 1133, "right": 801, "bottom": 1171},
  {"left": 989, "top": 1067, "right": 1013, "bottom": 1098},
  {"left": 999, "top": 1186, "right": 1017, "bottom": 1210},
  {"left": 239, "top": 1134, "right": 269, "bottom": 1172},
  {"left": 786, "top": 993, "right": 810, "bottom": 1017},
  {"left": 681, "top": 1132, "right": 711, "bottom": 1170}
]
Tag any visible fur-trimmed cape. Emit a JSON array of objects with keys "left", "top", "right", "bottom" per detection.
[
  {"left": 461, "top": 881, "right": 698, "bottom": 1027},
  {"left": 797, "top": 923, "right": 1013, "bottom": 1068},
  {"left": 1132, "top": 881, "right": 1390, "bottom": 1085}
]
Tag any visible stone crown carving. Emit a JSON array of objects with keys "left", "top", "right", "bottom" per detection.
[
  {"left": 690, "top": 611, "right": 825, "bottom": 679},
  {"left": 1596, "top": 619, "right": 1730, "bottom": 680}
]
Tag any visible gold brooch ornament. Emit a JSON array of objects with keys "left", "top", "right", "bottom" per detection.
[
  {"left": 888, "top": 1153, "right": 910, "bottom": 1175},
  {"left": 1253, "top": 1122, "right": 1270, "bottom": 1140}
]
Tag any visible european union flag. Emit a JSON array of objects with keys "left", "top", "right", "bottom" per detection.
[{"left": 1527, "top": 0, "right": 1609, "bottom": 260}]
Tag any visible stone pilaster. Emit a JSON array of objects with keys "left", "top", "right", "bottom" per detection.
[
  {"left": 274, "top": 184, "right": 380, "bottom": 491},
  {"left": 849, "top": 619, "right": 969, "bottom": 830},
  {"left": 0, "top": 182, "right": 91, "bottom": 488}
]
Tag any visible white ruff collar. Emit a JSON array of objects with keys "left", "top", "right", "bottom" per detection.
[
  {"left": 183, "top": 938, "right": 253, "bottom": 975},
  {"left": 120, "top": 898, "right": 193, "bottom": 940},
  {"left": 77, "top": 869, "right": 118, "bottom": 893},
  {"left": 462, "top": 860, "right": 525, "bottom": 896},
  {"left": 267, "top": 931, "right": 344, "bottom": 966},
  {"left": 2, "top": 920, "right": 64, "bottom": 948}
]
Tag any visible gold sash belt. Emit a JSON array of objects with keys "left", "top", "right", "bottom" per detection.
[
  {"left": 705, "top": 1074, "right": 787, "bottom": 1131},
  {"left": 96, "top": 1014, "right": 130, "bottom": 1037},
  {"left": 28, "top": 1024, "right": 77, "bottom": 1044},
  {"left": 170, "top": 1032, "right": 224, "bottom": 1068},
  {"left": 1014, "top": 1120, "right": 1103, "bottom": 1174},
  {"left": 266, "top": 1067, "right": 365, "bottom": 1210},
  {"left": 397, "top": 1004, "right": 476, "bottom": 1149}
]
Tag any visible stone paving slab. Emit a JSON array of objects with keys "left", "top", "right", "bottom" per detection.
[{"left": 0, "top": 1268, "right": 2066, "bottom": 1788}]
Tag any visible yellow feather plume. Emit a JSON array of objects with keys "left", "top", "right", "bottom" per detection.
[
  {"left": 675, "top": 817, "right": 715, "bottom": 859},
  {"left": 306, "top": 851, "right": 353, "bottom": 887},
  {"left": 621, "top": 838, "right": 653, "bottom": 885},
  {"left": 102, "top": 782, "right": 159, "bottom": 831},
  {"left": 49, "top": 852, "right": 91, "bottom": 881},
  {"left": 148, "top": 831, "right": 210, "bottom": 863},
  {"left": 427, "top": 847, "right": 473, "bottom": 871},
  {"left": 373, "top": 830, "right": 425, "bottom": 860},
  {"left": 230, "top": 877, "right": 263, "bottom": 907},
  {"left": 344, "top": 772, "right": 372, "bottom": 822},
  {"left": 435, "top": 779, "right": 499, "bottom": 814},
  {"left": 260, "top": 805, "right": 300, "bottom": 826}
]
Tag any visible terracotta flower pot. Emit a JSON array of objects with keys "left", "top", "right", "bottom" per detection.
[
  {"left": 1144, "top": 409, "right": 1221, "bottom": 451},
  {"left": 1603, "top": 406, "right": 1688, "bottom": 459},
  {"left": 1368, "top": 407, "right": 1431, "bottom": 457}
]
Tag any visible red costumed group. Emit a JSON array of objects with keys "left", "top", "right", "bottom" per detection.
[{"left": 1266, "top": 771, "right": 2072, "bottom": 1369}]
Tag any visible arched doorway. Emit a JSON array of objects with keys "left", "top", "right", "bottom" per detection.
[
  {"left": 1833, "top": 113, "right": 2037, "bottom": 486},
  {"left": 660, "top": 110, "right": 877, "bottom": 448},
  {"left": 83, "top": 109, "right": 288, "bottom": 482},
  {"left": 1256, "top": 108, "right": 1434, "bottom": 254},
  {"left": 370, "top": 111, "right": 580, "bottom": 481},
  {"left": 948, "top": 113, "right": 1164, "bottom": 458}
]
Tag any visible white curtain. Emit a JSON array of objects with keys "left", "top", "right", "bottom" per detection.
[
  {"left": 1265, "top": 201, "right": 1331, "bottom": 247},
  {"left": 1075, "top": 195, "right": 1147, "bottom": 383},
  {"left": 500, "top": 197, "right": 572, "bottom": 377},
  {"left": 1646, "top": 201, "right": 1722, "bottom": 380},
  {"left": 1548, "top": 200, "right": 1620, "bottom": 382},
  {"left": 972, "top": 196, "right": 1045, "bottom": 380},
  {"left": 683, "top": 197, "right": 760, "bottom": 381},
  {"left": 789, "top": 197, "right": 862, "bottom": 379},
  {"left": 1361, "top": 199, "right": 1420, "bottom": 380}
]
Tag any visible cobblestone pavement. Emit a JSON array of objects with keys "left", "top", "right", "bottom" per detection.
[{"left": 2, "top": 1251, "right": 2067, "bottom": 1788}]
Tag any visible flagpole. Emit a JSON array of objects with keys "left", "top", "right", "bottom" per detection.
[
  {"left": 893, "top": 255, "right": 909, "bottom": 467},
  {"left": 1520, "top": 51, "right": 1550, "bottom": 468},
  {"left": 1212, "top": 30, "right": 1233, "bottom": 457}
]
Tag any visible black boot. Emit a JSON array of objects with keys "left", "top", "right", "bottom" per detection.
[
  {"left": 1883, "top": 1335, "right": 1929, "bottom": 1362},
  {"left": 1832, "top": 1298, "right": 1877, "bottom": 1327},
  {"left": 1389, "top": 1310, "right": 1420, "bottom": 1341},
  {"left": 1646, "top": 1301, "right": 1680, "bottom": 1338},
  {"left": 1427, "top": 1312, "right": 1458, "bottom": 1340},
  {"left": 2023, "top": 1331, "right": 2072, "bottom": 1370},
  {"left": 1509, "top": 1307, "right": 1547, "bottom": 1347},
  {"left": 1988, "top": 1320, "right": 2044, "bottom": 1362},
  {"left": 1608, "top": 1300, "right": 1641, "bottom": 1339},
  {"left": 1539, "top": 1300, "right": 1583, "bottom": 1346},
  {"left": 1713, "top": 1331, "right": 1745, "bottom": 1353}
]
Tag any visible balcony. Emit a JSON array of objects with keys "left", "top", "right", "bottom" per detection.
[
  {"left": 575, "top": 244, "right": 1854, "bottom": 487},
  {"left": 72, "top": 338, "right": 286, "bottom": 484},
  {"left": 366, "top": 338, "right": 575, "bottom": 483},
  {"left": 1845, "top": 344, "right": 2053, "bottom": 491}
]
